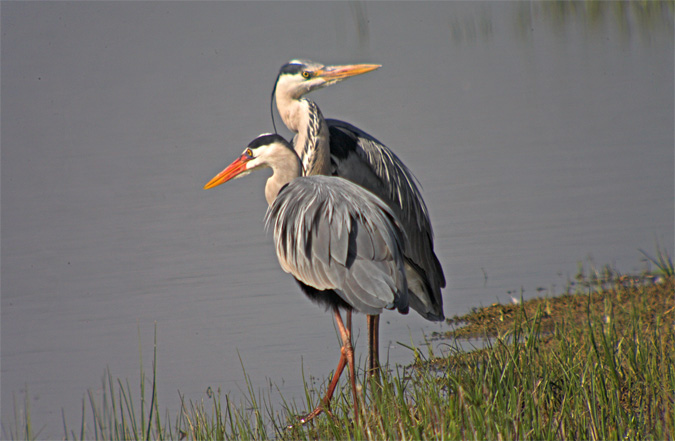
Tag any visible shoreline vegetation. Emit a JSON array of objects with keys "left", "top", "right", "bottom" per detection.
[{"left": 5, "top": 252, "right": 674, "bottom": 440}]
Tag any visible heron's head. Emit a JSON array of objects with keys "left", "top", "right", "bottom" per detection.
[
  {"left": 203, "top": 134, "right": 297, "bottom": 190},
  {"left": 273, "top": 59, "right": 381, "bottom": 101}
]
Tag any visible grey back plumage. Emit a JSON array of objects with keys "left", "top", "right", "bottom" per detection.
[
  {"left": 327, "top": 120, "right": 430, "bottom": 231},
  {"left": 327, "top": 120, "right": 446, "bottom": 320},
  {"left": 265, "top": 175, "right": 409, "bottom": 316}
]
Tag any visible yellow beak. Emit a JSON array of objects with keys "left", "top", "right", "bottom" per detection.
[{"left": 316, "top": 63, "right": 381, "bottom": 81}]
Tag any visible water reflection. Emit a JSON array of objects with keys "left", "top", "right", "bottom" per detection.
[
  {"left": 442, "top": 1, "right": 673, "bottom": 46},
  {"left": 350, "top": 1, "right": 371, "bottom": 49},
  {"left": 449, "top": 6, "right": 494, "bottom": 44},
  {"left": 517, "top": 1, "right": 674, "bottom": 42}
]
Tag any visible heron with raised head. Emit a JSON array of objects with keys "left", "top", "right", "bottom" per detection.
[
  {"left": 272, "top": 59, "right": 445, "bottom": 374},
  {"left": 203, "top": 133, "right": 410, "bottom": 424}
]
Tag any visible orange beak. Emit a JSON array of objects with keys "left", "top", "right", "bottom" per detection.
[
  {"left": 203, "top": 154, "right": 251, "bottom": 190},
  {"left": 316, "top": 63, "right": 381, "bottom": 81}
]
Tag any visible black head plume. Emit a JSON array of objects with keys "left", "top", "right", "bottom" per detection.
[{"left": 270, "top": 75, "right": 278, "bottom": 134}]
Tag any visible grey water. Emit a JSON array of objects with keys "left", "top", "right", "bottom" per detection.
[{"left": 2, "top": 2, "right": 673, "bottom": 438}]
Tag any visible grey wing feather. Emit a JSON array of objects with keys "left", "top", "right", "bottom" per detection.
[
  {"left": 327, "top": 119, "right": 430, "bottom": 230},
  {"left": 326, "top": 119, "right": 445, "bottom": 320},
  {"left": 264, "top": 176, "right": 408, "bottom": 316}
]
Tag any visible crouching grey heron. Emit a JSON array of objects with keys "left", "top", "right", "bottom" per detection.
[
  {"left": 203, "top": 133, "right": 409, "bottom": 424},
  {"left": 272, "top": 59, "right": 446, "bottom": 374}
]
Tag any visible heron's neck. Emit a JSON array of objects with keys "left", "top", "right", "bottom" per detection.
[
  {"left": 265, "top": 151, "right": 303, "bottom": 206},
  {"left": 277, "top": 97, "right": 331, "bottom": 176}
]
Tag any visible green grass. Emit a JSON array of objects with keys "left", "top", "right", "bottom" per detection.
[{"left": 4, "top": 258, "right": 674, "bottom": 440}]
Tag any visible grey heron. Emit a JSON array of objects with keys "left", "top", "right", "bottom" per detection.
[
  {"left": 203, "top": 133, "right": 409, "bottom": 424},
  {"left": 272, "top": 59, "right": 445, "bottom": 374}
]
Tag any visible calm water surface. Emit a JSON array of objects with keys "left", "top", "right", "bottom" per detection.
[{"left": 2, "top": 2, "right": 673, "bottom": 437}]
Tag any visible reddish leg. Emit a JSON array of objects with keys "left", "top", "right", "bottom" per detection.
[
  {"left": 297, "top": 308, "right": 359, "bottom": 425},
  {"left": 336, "top": 308, "right": 359, "bottom": 425}
]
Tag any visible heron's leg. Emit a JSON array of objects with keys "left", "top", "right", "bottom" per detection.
[
  {"left": 298, "top": 353, "right": 346, "bottom": 424},
  {"left": 334, "top": 308, "right": 359, "bottom": 425},
  {"left": 297, "top": 308, "right": 355, "bottom": 425},
  {"left": 367, "top": 314, "right": 380, "bottom": 377},
  {"left": 346, "top": 308, "right": 352, "bottom": 337}
]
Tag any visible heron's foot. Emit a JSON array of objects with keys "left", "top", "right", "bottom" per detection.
[
  {"left": 301, "top": 405, "right": 333, "bottom": 424},
  {"left": 285, "top": 405, "right": 333, "bottom": 430}
]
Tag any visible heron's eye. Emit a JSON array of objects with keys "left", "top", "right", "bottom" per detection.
[
  {"left": 302, "top": 71, "right": 311, "bottom": 79},
  {"left": 245, "top": 148, "right": 253, "bottom": 157}
]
